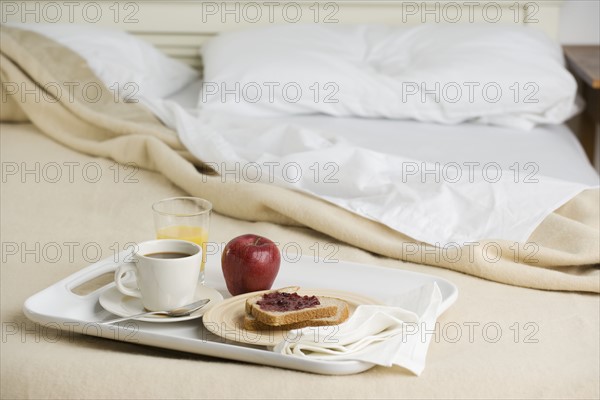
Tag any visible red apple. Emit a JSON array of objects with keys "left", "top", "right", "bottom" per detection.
[{"left": 221, "top": 234, "right": 281, "bottom": 296}]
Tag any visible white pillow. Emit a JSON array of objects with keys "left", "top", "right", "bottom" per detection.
[
  {"left": 200, "top": 24, "right": 578, "bottom": 129},
  {"left": 8, "top": 23, "right": 199, "bottom": 99}
]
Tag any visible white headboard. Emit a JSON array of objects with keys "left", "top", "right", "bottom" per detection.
[{"left": 1, "top": 1, "right": 564, "bottom": 70}]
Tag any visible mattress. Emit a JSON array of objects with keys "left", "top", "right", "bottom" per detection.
[
  {"left": 167, "top": 81, "right": 599, "bottom": 186},
  {"left": 1, "top": 122, "right": 599, "bottom": 399}
]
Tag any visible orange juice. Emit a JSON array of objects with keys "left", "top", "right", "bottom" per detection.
[{"left": 156, "top": 225, "right": 209, "bottom": 274}]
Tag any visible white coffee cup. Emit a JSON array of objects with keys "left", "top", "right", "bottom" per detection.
[{"left": 114, "top": 239, "right": 201, "bottom": 311}]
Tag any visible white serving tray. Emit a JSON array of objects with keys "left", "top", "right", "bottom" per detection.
[{"left": 23, "top": 250, "right": 458, "bottom": 375}]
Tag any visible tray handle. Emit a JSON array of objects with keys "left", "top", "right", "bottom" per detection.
[{"left": 62, "top": 250, "right": 131, "bottom": 296}]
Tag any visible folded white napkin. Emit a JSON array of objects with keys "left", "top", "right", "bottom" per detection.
[{"left": 273, "top": 283, "right": 442, "bottom": 375}]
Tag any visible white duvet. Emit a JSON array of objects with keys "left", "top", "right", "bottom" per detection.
[
  {"left": 145, "top": 101, "right": 591, "bottom": 245},
  {"left": 141, "top": 24, "right": 593, "bottom": 245},
  {"left": 19, "top": 22, "right": 592, "bottom": 245}
]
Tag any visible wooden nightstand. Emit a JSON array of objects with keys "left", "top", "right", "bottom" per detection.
[{"left": 563, "top": 45, "right": 600, "bottom": 173}]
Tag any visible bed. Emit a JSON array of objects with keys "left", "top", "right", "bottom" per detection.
[{"left": 1, "top": 1, "right": 599, "bottom": 399}]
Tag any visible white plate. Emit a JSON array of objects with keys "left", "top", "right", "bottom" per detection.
[
  {"left": 203, "top": 288, "right": 379, "bottom": 346},
  {"left": 99, "top": 284, "right": 223, "bottom": 323}
]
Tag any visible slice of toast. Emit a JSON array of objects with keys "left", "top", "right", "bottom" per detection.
[
  {"left": 246, "top": 288, "right": 339, "bottom": 326},
  {"left": 243, "top": 299, "right": 349, "bottom": 331},
  {"left": 244, "top": 286, "right": 300, "bottom": 315}
]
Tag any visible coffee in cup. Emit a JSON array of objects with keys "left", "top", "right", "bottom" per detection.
[{"left": 114, "top": 239, "right": 201, "bottom": 311}]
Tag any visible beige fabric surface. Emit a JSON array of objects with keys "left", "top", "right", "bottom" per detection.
[
  {"left": 1, "top": 25, "right": 599, "bottom": 292},
  {"left": 1, "top": 26, "right": 599, "bottom": 398},
  {"left": 1, "top": 123, "right": 599, "bottom": 399}
]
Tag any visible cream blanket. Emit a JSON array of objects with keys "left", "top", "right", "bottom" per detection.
[
  {"left": 3, "top": 123, "right": 598, "bottom": 399},
  {"left": 1, "top": 26, "right": 598, "bottom": 292}
]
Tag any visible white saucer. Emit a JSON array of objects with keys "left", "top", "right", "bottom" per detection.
[{"left": 99, "top": 284, "right": 223, "bottom": 323}]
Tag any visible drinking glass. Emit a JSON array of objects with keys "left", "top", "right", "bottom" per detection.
[{"left": 152, "top": 197, "right": 212, "bottom": 284}]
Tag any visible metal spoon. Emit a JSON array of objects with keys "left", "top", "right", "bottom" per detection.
[{"left": 101, "top": 298, "right": 211, "bottom": 324}]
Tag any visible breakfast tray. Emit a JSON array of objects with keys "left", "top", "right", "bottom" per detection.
[{"left": 23, "top": 250, "right": 458, "bottom": 375}]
